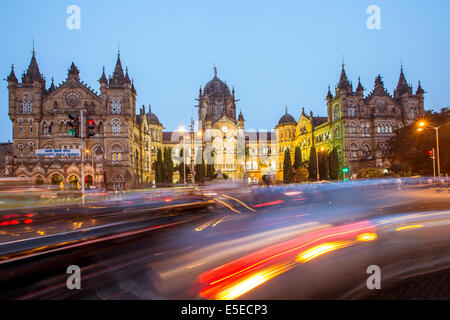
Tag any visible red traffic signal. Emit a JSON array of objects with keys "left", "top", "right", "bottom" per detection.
[
  {"left": 87, "top": 117, "right": 96, "bottom": 129},
  {"left": 428, "top": 150, "right": 434, "bottom": 159}
]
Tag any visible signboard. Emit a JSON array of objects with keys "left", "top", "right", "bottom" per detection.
[{"left": 36, "top": 149, "right": 81, "bottom": 157}]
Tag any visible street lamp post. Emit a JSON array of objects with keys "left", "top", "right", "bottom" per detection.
[
  {"left": 190, "top": 118, "right": 196, "bottom": 186},
  {"left": 179, "top": 126, "right": 187, "bottom": 185},
  {"left": 418, "top": 121, "right": 449, "bottom": 181},
  {"left": 316, "top": 147, "right": 325, "bottom": 181}
]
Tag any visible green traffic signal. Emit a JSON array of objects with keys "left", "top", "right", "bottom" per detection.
[{"left": 342, "top": 166, "right": 349, "bottom": 173}]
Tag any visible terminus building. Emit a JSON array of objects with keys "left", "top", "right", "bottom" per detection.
[
  {"left": 5, "top": 50, "right": 165, "bottom": 190},
  {"left": 4, "top": 51, "right": 278, "bottom": 189},
  {"left": 276, "top": 64, "right": 425, "bottom": 178},
  {"left": 5, "top": 49, "right": 425, "bottom": 188}
]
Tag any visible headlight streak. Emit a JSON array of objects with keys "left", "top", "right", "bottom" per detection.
[
  {"left": 222, "top": 194, "right": 256, "bottom": 212},
  {"left": 213, "top": 198, "right": 241, "bottom": 214},
  {"left": 396, "top": 225, "right": 423, "bottom": 231},
  {"left": 196, "top": 221, "right": 378, "bottom": 300}
]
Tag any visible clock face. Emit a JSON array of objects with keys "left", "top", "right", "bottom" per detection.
[
  {"left": 222, "top": 126, "right": 228, "bottom": 133},
  {"left": 66, "top": 92, "right": 80, "bottom": 107}
]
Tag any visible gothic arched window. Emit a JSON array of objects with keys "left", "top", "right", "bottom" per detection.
[
  {"left": 349, "top": 122, "right": 357, "bottom": 134},
  {"left": 28, "top": 119, "right": 34, "bottom": 133},
  {"left": 333, "top": 104, "right": 341, "bottom": 121},
  {"left": 111, "top": 144, "right": 123, "bottom": 162},
  {"left": 111, "top": 119, "right": 121, "bottom": 135},
  {"left": 22, "top": 97, "right": 32, "bottom": 114},
  {"left": 349, "top": 143, "right": 358, "bottom": 159},
  {"left": 18, "top": 144, "right": 24, "bottom": 157},
  {"left": 111, "top": 97, "right": 122, "bottom": 114},
  {"left": 362, "top": 144, "right": 371, "bottom": 159}
]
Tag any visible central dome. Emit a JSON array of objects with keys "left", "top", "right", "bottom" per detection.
[
  {"left": 278, "top": 107, "right": 297, "bottom": 126},
  {"left": 203, "top": 67, "right": 231, "bottom": 97}
]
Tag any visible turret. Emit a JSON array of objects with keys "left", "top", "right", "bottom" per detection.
[
  {"left": 7, "top": 64, "right": 18, "bottom": 84},
  {"left": 356, "top": 77, "right": 364, "bottom": 95},
  {"left": 337, "top": 63, "right": 352, "bottom": 95},
  {"left": 394, "top": 65, "right": 412, "bottom": 98},
  {"left": 99, "top": 66, "right": 108, "bottom": 87}
]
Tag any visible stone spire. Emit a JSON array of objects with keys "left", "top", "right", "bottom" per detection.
[
  {"left": 124, "top": 66, "right": 131, "bottom": 84},
  {"left": 7, "top": 64, "right": 18, "bottom": 83},
  {"left": 416, "top": 80, "right": 424, "bottom": 95},
  {"left": 326, "top": 85, "right": 333, "bottom": 100},
  {"left": 67, "top": 62, "right": 80, "bottom": 80},
  {"left": 337, "top": 63, "right": 352, "bottom": 92},
  {"left": 48, "top": 77, "right": 56, "bottom": 92},
  {"left": 110, "top": 51, "right": 125, "bottom": 85},
  {"left": 356, "top": 76, "right": 364, "bottom": 93},
  {"left": 99, "top": 66, "right": 107, "bottom": 84},
  {"left": 131, "top": 79, "right": 136, "bottom": 94},
  {"left": 238, "top": 110, "right": 245, "bottom": 122},
  {"left": 394, "top": 65, "right": 411, "bottom": 98},
  {"left": 23, "top": 48, "right": 44, "bottom": 84}
]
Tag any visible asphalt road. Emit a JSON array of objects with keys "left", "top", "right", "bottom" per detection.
[{"left": 0, "top": 181, "right": 449, "bottom": 300}]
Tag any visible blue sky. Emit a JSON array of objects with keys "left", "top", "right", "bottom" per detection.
[{"left": 1, "top": 0, "right": 449, "bottom": 141}]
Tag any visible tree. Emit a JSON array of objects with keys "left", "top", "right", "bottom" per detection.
[
  {"left": 328, "top": 148, "right": 341, "bottom": 180},
  {"left": 318, "top": 151, "right": 329, "bottom": 180},
  {"left": 359, "top": 167, "right": 383, "bottom": 179},
  {"left": 163, "top": 147, "right": 174, "bottom": 183},
  {"left": 292, "top": 167, "right": 309, "bottom": 183},
  {"left": 386, "top": 108, "right": 449, "bottom": 176},
  {"left": 283, "top": 148, "right": 293, "bottom": 183},
  {"left": 308, "top": 147, "right": 317, "bottom": 181},
  {"left": 195, "top": 147, "right": 205, "bottom": 183},
  {"left": 293, "top": 146, "right": 302, "bottom": 169},
  {"left": 155, "top": 148, "right": 164, "bottom": 184},
  {"left": 205, "top": 148, "right": 215, "bottom": 179},
  {"left": 389, "top": 163, "right": 411, "bottom": 177}
]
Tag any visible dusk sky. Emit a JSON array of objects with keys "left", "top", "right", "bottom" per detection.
[{"left": 1, "top": 0, "right": 449, "bottom": 141}]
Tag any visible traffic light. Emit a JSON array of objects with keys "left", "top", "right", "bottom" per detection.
[
  {"left": 428, "top": 150, "right": 435, "bottom": 159},
  {"left": 87, "top": 116, "right": 96, "bottom": 137},
  {"left": 342, "top": 166, "right": 349, "bottom": 174},
  {"left": 68, "top": 113, "right": 79, "bottom": 137}
]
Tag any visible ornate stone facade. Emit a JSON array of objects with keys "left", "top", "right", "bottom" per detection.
[
  {"left": 5, "top": 52, "right": 425, "bottom": 187},
  {"left": 276, "top": 64, "right": 425, "bottom": 178},
  {"left": 6, "top": 50, "right": 163, "bottom": 190}
]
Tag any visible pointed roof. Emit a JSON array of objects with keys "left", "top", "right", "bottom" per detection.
[
  {"left": 48, "top": 77, "right": 56, "bottom": 92},
  {"left": 23, "top": 50, "right": 44, "bottom": 84},
  {"left": 356, "top": 77, "right": 364, "bottom": 92},
  {"left": 238, "top": 110, "right": 245, "bottom": 122},
  {"left": 337, "top": 63, "right": 352, "bottom": 92},
  {"left": 394, "top": 65, "right": 411, "bottom": 97},
  {"left": 365, "top": 74, "right": 392, "bottom": 99},
  {"left": 416, "top": 80, "right": 424, "bottom": 95},
  {"left": 326, "top": 85, "right": 333, "bottom": 99},
  {"left": 67, "top": 62, "right": 80, "bottom": 80},
  {"left": 7, "top": 64, "right": 18, "bottom": 83},
  {"left": 124, "top": 67, "right": 131, "bottom": 84},
  {"left": 110, "top": 52, "right": 125, "bottom": 85},
  {"left": 131, "top": 79, "right": 136, "bottom": 94},
  {"left": 99, "top": 66, "right": 107, "bottom": 84}
]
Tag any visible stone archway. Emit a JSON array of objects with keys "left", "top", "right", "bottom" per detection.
[
  {"left": 68, "top": 175, "right": 80, "bottom": 189},
  {"left": 51, "top": 173, "right": 64, "bottom": 186},
  {"left": 34, "top": 175, "right": 45, "bottom": 185}
]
